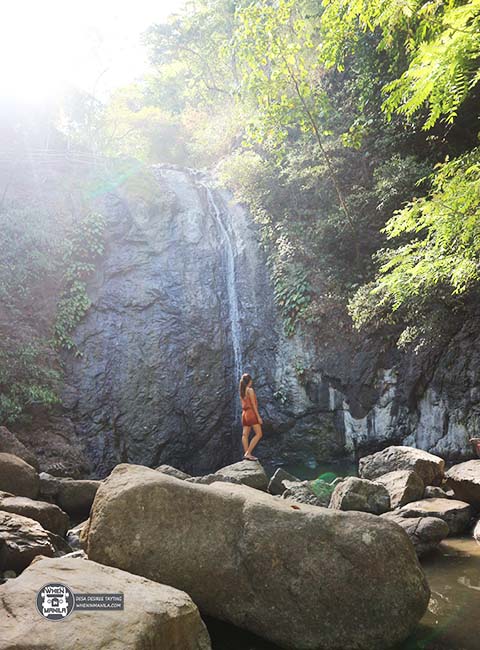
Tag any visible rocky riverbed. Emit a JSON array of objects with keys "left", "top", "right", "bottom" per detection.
[{"left": 1, "top": 439, "right": 480, "bottom": 649}]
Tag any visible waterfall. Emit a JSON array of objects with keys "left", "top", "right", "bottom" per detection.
[{"left": 195, "top": 174, "right": 243, "bottom": 410}]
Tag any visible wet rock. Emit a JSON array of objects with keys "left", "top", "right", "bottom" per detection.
[
  {"left": 38, "top": 474, "right": 100, "bottom": 517},
  {"left": 58, "top": 168, "right": 356, "bottom": 477},
  {"left": 14, "top": 415, "right": 91, "bottom": 478},
  {"left": 375, "top": 470, "right": 424, "bottom": 509},
  {"left": 382, "top": 513, "right": 449, "bottom": 557},
  {"left": 424, "top": 486, "right": 452, "bottom": 499},
  {"left": 66, "top": 520, "right": 89, "bottom": 551},
  {"left": 359, "top": 446, "right": 445, "bottom": 486},
  {"left": 473, "top": 519, "right": 480, "bottom": 542},
  {"left": 0, "top": 426, "right": 39, "bottom": 470},
  {"left": 0, "top": 494, "right": 69, "bottom": 537},
  {"left": 38, "top": 472, "right": 61, "bottom": 501},
  {"left": 87, "top": 464, "right": 429, "bottom": 650},
  {"left": 0, "top": 511, "right": 56, "bottom": 572},
  {"left": 0, "top": 556, "right": 212, "bottom": 650},
  {"left": 0, "top": 453, "right": 39, "bottom": 498},
  {"left": 281, "top": 480, "right": 330, "bottom": 507},
  {"left": 211, "top": 460, "right": 268, "bottom": 491},
  {"left": 395, "top": 498, "right": 472, "bottom": 535},
  {"left": 329, "top": 477, "right": 391, "bottom": 515},
  {"left": 156, "top": 464, "right": 192, "bottom": 480},
  {"left": 57, "top": 479, "right": 100, "bottom": 517},
  {"left": 59, "top": 169, "right": 280, "bottom": 477},
  {"left": 445, "top": 460, "right": 480, "bottom": 506},
  {"left": 268, "top": 467, "right": 300, "bottom": 495},
  {"left": 61, "top": 549, "right": 88, "bottom": 559},
  {"left": 11, "top": 164, "right": 480, "bottom": 476},
  {"left": 186, "top": 474, "right": 242, "bottom": 486}
]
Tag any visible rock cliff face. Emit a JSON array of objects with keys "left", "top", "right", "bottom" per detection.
[
  {"left": 62, "top": 166, "right": 341, "bottom": 476},
  {"left": 60, "top": 164, "right": 478, "bottom": 476},
  {"left": 333, "top": 317, "right": 480, "bottom": 463}
]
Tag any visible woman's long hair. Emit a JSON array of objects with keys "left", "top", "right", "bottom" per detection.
[{"left": 239, "top": 373, "right": 252, "bottom": 399}]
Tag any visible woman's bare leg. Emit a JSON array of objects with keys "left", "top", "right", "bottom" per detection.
[
  {"left": 246, "top": 424, "right": 263, "bottom": 458},
  {"left": 242, "top": 426, "right": 251, "bottom": 454}
]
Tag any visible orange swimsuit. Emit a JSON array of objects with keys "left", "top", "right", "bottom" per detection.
[{"left": 241, "top": 389, "right": 260, "bottom": 426}]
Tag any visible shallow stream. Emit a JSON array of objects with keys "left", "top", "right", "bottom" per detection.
[{"left": 207, "top": 462, "right": 480, "bottom": 650}]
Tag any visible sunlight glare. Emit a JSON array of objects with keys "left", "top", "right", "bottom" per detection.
[
  {"left": 0, "top": 1, "right": 187, "bottom": 104},
  {"left": 0, "top": 3, "right": 79, "bottom": 104}
]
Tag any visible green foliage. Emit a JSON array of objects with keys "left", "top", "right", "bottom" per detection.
[
  {"left": 273, "top": 387, "right": 288, "bottom": 404},
  {"left": 53, "top": 212, "right": 106, "bottom": 353},
  {"left": 58, "top": 89, "right": 106, "bottom": 153},
  {"left": 0, "top": 205, "right": 105, "bottom": 425},
  {"left": 310, "top": 477, "right": 335, "bottom": 499},
  {"left": 235, "top": 0, "right": 326, "bottom": 149},
  {"left": 273, "top": 266, "right": 311, "bottom": 336},
  {"left": 141, "top": 0, "right": 244, "bottom": 165},
  {"left": 382, "top": 1, "right": 480, "bottom": 129},
  {"left": 56, "top": 0, "right": 480, "bottom": 346},
  {"left": 102, "top": 83, "right": 188, "bottom": 164},
  {"left": 320, "top": 0, "right": 480, "bottom": 333},
  {"left": 0, "top": 342, "right": 60, "bottom": 426},
  {"left": 352, "top": 148, "right": 480, "bottom": 327},
  {"left": 321, "top": 0, "right": 480, "bottom": 126},
  {"left": 144, "top": 0, "right": 239, "bottom": 107}
]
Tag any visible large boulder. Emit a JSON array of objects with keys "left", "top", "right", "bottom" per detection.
[
  {"left": 359, "top": 446, "right": 445, "bottom": 486},
  {"left": 268, "top": 467, "right": 300, "bottom": 495},
  {"left": 212, "top": 460, "right": 269, "bottom": 491},
  {"left": 0, "top": 426, "right": 39, "bottom": 470},
  {"left": 38, "top": 472, "right": 61, "bottom": 501},
  {"left": 394, "top": 498, "right": 472, "bottom": 535},
  {"left": 57, "top": 478, "right": 101, "bottom": 516},
  {"left": 375, "top": 470, "right": 424, "bottom": 509},
  {"left": 156, "top": 464, "right": 192, "bottom": 480},
  {"left": 445, "top": 460, "right": 480, "bottom": 506},
  {"left": 0, "top": 453, "right": 39, "bottom": 498},
  {"left": 0, "top": 493, "right": 69, "bottom": 536},
  {"left": 0, "top": 511, "right": 57, "bottom": 572},
  {"left": 86, "top": 464, "right": 429, "bottom": 650},
  {"left": 0, "top": 556, "right": 211, "bottom": 650},
  {"left": 186, "top": 474, "right": 242, "bottom": 486},
  {"left": 381, "top": 513, "right": 449, "bottom": 557},
  {"left": 39, "top": 473, "right": 100, "bottom": 516},
  {"left": 185, "top": 461, "right": 268, "bottom": 489},
  {"left": 329, "top": 477, "right": 390, "bottom": 515}
]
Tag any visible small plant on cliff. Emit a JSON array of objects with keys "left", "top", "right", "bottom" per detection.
[
  {"left": 53, "top": 211, "right": 106, "bottom": 354},
  {"left": 0, "top": 204, "right": 106, "bottom": 425},
  {"left": 273, "top": 265, "right": 311, "bottom": 337},
  {"left": 273, "top": 387, "right": 288, "bottom": 404},
  {"left": 0, "top": 341, "right": 61, "bottom": 425}
]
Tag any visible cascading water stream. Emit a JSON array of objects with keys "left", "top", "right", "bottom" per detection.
[{"left": 194, "top": 174, "right": 243, "bottom": 417}]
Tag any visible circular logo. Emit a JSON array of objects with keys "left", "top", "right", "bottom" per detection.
[{"left": 36, "top": 583, "right": 75, "bottom": 621}]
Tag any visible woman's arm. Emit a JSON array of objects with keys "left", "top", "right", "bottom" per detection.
[{"left": 248, "top": 388, "right": 263, "bottom": 424}]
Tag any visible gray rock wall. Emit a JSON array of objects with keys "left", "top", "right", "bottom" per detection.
[
  {"left": 61, "top": 164, "right": 479, "bottom": 476},
  {"left": 61, "top": 167, "right": 345, "bottom": 476}
]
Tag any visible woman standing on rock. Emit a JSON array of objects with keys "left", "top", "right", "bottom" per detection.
[{"left": 240, "top": 373, "right": 263, "bottom": 461}]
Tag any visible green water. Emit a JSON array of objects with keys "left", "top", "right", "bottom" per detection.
[
  {"left": 396, "top": 538, "right": 480, "bottom": 650},
  {"left": 273, "top": 460, "right": 358, "bottom": 482},
  {"left": 207, "top": 463, "right": 480, "bottom": 650}
]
